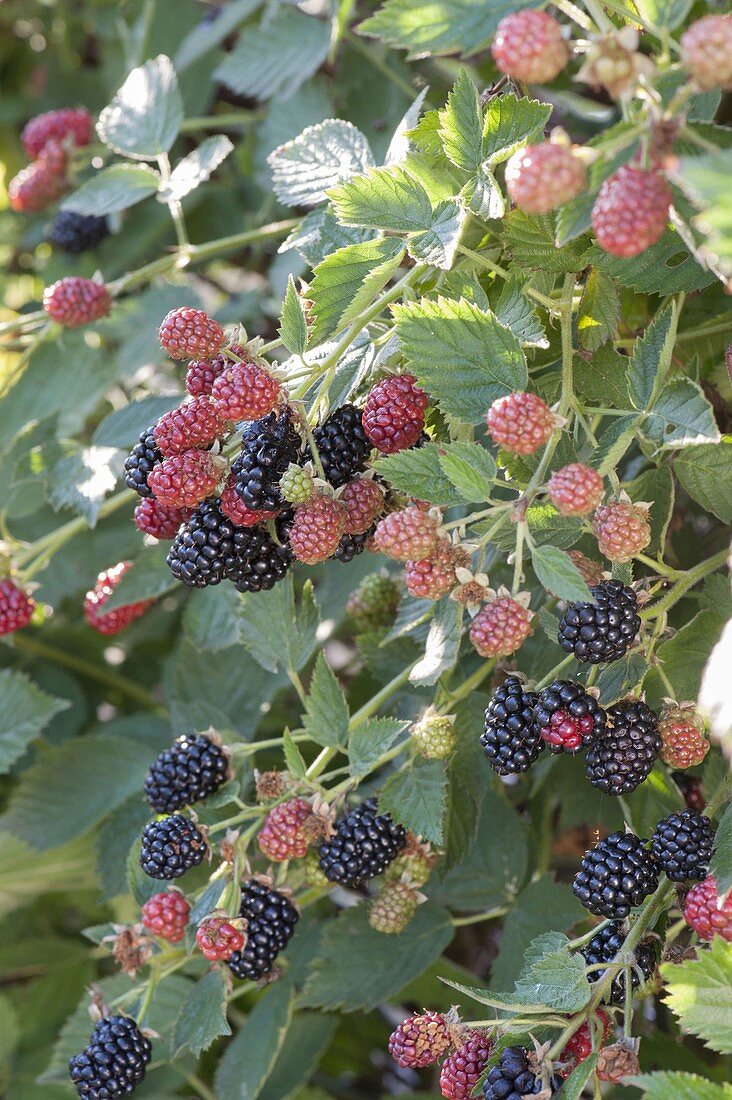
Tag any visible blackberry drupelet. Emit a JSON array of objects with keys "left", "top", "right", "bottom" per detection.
[
  {"left": 227, "top": 878, "right": 299, "bottom": 980},
  {"left": 572, "top": 830, "right": 660, "bottom": 918},
  {"left": 140, "top": 815, "right": 207, "bottom": 880},
  {"left": 318, "top": 797, "right": 407, "bottom": 887},
  {"left": 651, "top": 810, "right": 714, "bottom": 881},
  {"left": 231, "top": 409, "right": 302, "bottom": 511},
  {"left": 69, "top": 1014, "right": 152, "bottom": 1099},
  {"left": 557, "top": 580, "right": 640, "bottom": 664},
  {"left": 585, "top": 699, "right": 660, "bottom": 794},
  {"left": 481, "top": 676, "right": 544, "bottom": 775},
  {"left": 166, "top": 498, "right": 235, "bottom": 588},
  {"left": 332, "top": 526, "right": 374, "bottom": 563},
  {"left": 226, "top": 524, "right": 292, "bottom": 592},
  {"left": 534, "top": 679, "right": 607, "bottom": 754},
  {"left": 581, "top": 921, "right": 658, "bottom": 1005},
  {"left": 49, "top": 210, "right": 109, "bottom": 253},
  {"left": 124, "top": 425, "right": 161, "bottom": 498},
  {"left": 483, "top": 1045, "right": 561, "bottom": 1098},
  {"left": 144, "top": 732, "right": 229, "bottom": 813},
  {"left": 309, "top": 403, "right": 371, "bottom": 487}
]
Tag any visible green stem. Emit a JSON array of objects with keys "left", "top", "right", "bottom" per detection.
[
  {"left": 636, "top": 553, "right": 680, "bottom": 578},
  {"left": 157, "top": 153, "right": 189, "bottom": 250},
  {"left": 287, "top": 668, "right": 308, "bottom": 706},
  {"left": 457, "top": 245, "right": 558, "bottom": 313},
  {"left": 181, "top": 111, "right": 265, "bottom": 132},
  {"left": 583, "top": 0, "right": 613, "bottom": 31},
  {"left": 559, "top": 274, "right": 576, "bottom": 417},
  {"left": 640, "top": 549, "right": 728, "bottom": 621},
  {"left": 534, "top": 653, "right": 575, "bottom": 690},
  {"left": 16, "top": 490, "right": 132, "bottom": 569},
  {"left": 441, "top": 659, "right": 496, "bottom": 707},
  {"left": 452, "top": 906, "right": 510, "bottom": 926}
]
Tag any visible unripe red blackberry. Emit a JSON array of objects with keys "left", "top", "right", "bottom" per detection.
[
  {"left": 486, "top": 391, "right": 555, "bottom": 455},
  {"left": 591, "top": 166, "right": 671, "bottom": 257},
  {"left": 492, "top": 9, "right": 569, "bottom": 83},
  {"left": 134, "top": 497, "right": 189, "bottom": 540},
  {"left": 346, "top": 572, "right": 400, "bottom": 631},
  {"left": 9, "top": 141, "right": 68, "bottom": 212},
  {"left": 369, "top": 881, "right": 419, "bottom": 933},
  {"left": 83, "top": 562, "right": 152, "bottom": 635},
  {"left": 0, "top": 578, "right": 35, "bottom": 636},
  {"left": 405, "top": 538, "right": 461, "bottom": 600},
  {"left": 140, "top": 814, "right": 207, "bottom": 880},
  {"left": 684, "top": 876, "right": 732, "bottom": 942},
  {"left": 505, "top": 143, "right": 586, "bottom": 214},
  {"left": 560, "top": 1010, "right": 610, "bottom": 1075},
  {"left": 469, "top": 595, "right": 533, "bottom": 658},
  {"left": 547, "top": 463, "right": 604, "bottom": 516},
  {"left": 573, "top": 830, "right": 659, "bottom": 919},
  {"left": 412, "top": 711, "right": 456, "bottom": 759},
  {"left": 373, "top": 506, "right": 441, "bottom": 562},
  {"left": 340, "top": 477, "right": 385, "bottom": 535},
  {"left": 159, "top": 307, "right": 224, "bottom": 361},
  {"left": 196, "top": 915, "right": 245, "bottom": 961},
  {"left": 440, "top": 1031, "right": 492, "bottom": 1099},
  {"left": 145, "top": 732, "right": 230, "bottom": 813},
  {"left": 592, "top": 500, "right": 651, "bottom": 563},
  {"left": 152, "top": 397, "right": 224, "bottom": 456},
  {"left": 680, "top": 14, "right": 732, "bottom": 91},
  {"left": 567, "top": 549, "right": 605, "bottom": 587},
  {"left": 534, "top": 678, "right": 606, "bottom": 753},
  {"left": 220, "top": 472, "right": 277, "bottom": 528},
  {"left": 22, "top": 107, "right": 92, "bottom": 158},
  {"left": 211, "top": 359, "right": 281, "bottom": 421},
  {"left": 186, "top": 355, "right": 227, "bottom": 397},
  {"left": 147, "top": 450, "right": 223, "bottom": 508},
  {"left": 227, "top": 878, "right": 299, "bottom": 980},
  {"left": 363, "top": 374, "right": 428, "bottom": 454},
  {"left": 258, "top": 798, "right": 313, "bottom": 861},
  {"left": 289, "top": 493, "right": 347, "bottom": 563},
  {"left": 69, "top": 1013, "right": 151, "bottom": 1100},
  {"left": 659, "top": 704, "right": 710, "bottom": 769},
  {"left": 387, "top": 1011, "right": 452, "bottom": 1068},
  {"left": 43, "top": 276, "right": 111, "bottom": 327},
  {"left": 140, "top": 890, "right": 190, "bottom": 942}
]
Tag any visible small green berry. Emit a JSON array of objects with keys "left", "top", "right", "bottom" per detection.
[
  {"left": 385, "top": 849, "right": 433, "bottom": 889},
  {"left": 346, "top": 572, "right": 400, "bottom": 632},
  {"left": 304, "top": 847, "right": 330, "bottom": 888},
  {"left": 280, "top": 462, "right": 315, "bottom": 505},
  {"left": 369, "top": 881, "right": 420, "bottom": 934},
  {"left": 411, "top": 711, "right": 456, "bottom": 760}
]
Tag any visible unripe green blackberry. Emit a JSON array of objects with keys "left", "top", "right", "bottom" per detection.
[
  {"left": 304, "top": 848, "right": 331, "bottom": 888},
  {"left": 369, "top": 881, "right": 419, "bottom": 933},
  {"left": 384, "top": 846, "right": 433, "bottom": 888},
  {"left": 280, "top": 462, "right": 315, "bottom": 505},
  {"left": 411, "top": 711, "right": 456, "bottom": 760},
  {"left": 346, "top": 572, "right": 400, "bottom": 631}
]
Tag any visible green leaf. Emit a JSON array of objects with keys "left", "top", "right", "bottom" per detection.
[
  {"left": 438, "top": 68, "right": 483, "bottom": 173},
  {"left": 359, "top": 0, "right": 526, "bottom": 59},
  {"left": 461, "top": 167, "right": 504, "bottom": 219},
  {"left": 237, "top": 575, "right": 319, "bottom": 673},
  {"left": 594, "top": 414, "right": 639, "bottom": 476},
  {"left": 282, "top": 728, "right": 308, "bottom": 779},
  {"left": 394, "top": 296, "right": 527, "bottom": 424},
  {"left": 596, "top": 654, "right": 649, "bottom": 706},
  {"left": 504, "top": 210, "right": 590, "bottom": 273},
  {"left": 710, "top": 804, "right": 732, "bottom": 896},
  {"left": 215, "top": 7, "right": 330, "bottom": 102},
  {"left": 643, "top": 379, "right": 721, "bottom": 449},
  {"left": 214, "top": 981, "right": 294, "bottom": 1100},
  {"left": 631, "top": 1072, "right": 732, "bottom": 1100},
  {"left": 647, "top": 610, "right": 726, "bottom": 707},
  {"left": 409, "top": 198, "right": 465, "bottom": 269},
  {"left": 673, "top": 150, "right": 732, "bottom": 281},
  {"left": 437, "top": 441, "right": 497, "bottom": 503},
  {"left": 675, "top": 439, "right": 732, "bottom": 523},
  {"left": 577, "top": 269, "right": 620, "bottom": 352},
  {"left": 0, "top": 670, "right": 69, "bottom": 774},
  {"left": 175, "top": 0, "right": 263, "bottom": 69},
  {"left": 97, "top": 54, "right": 183, "bottom": 160},
  {"left": 172, "top": 969, "right": 231, "bottom": 1058},
  {"left": 586, "top": 234, "right": 714, "bottom": 294},
  {"left": 635, "top": 0, "right": 692, "bottom": 28},
  {"left": 627, "top": 466, "right": 674, "bottom": 558},
  {"left": 374, "top": 445, "right": 465, "bottom": 506},
  {"left": 183, "top": 584, "right": 246, "bottom": 651},
  {"left": 531, "top": 543, "right": 592, "bottom": 602},
  {"left": 495, "top": 276, "right": 548, "bottom": 348},
  {"left": 92, "top": 395, "right": 180, "bottom": 447},
  {"left": 561, "top": 1055, "right": 599, "bottom": 1100},
  {"left": 47, "top": 446, "right": 117, "bottom": 525},
  {"left": 627, "top": 302, "right": 677, "bottom": 410},
  {"left": 301, "top": 904, "right": 453, "bottom": 1011},
  {"left": 269, "top": 120, "right": 374, "bottom": 209},
  {"left": 481, "top": 92, "right": 552, "bottom": 166},
  {"left": 514, "top": 931, "right": 591, "bottom": 1012},
  {"left": 102, "top": 543, "right": 177, "bottom": 612},
  {"left": 96, "top": 795, "right": 152, "bottom": 900},
  {"left": 258, "top": 1013, "right": 337, "bottom": 1100},
  {"left": 379, "top": 759, "right": 448, "bottom": 844},
  {"left": 410, "top": 599, "right": 464, "bottom": 688},
  {"left": 349, "top": 718, "right": 409, "bottom": 778},
  {"left": 329, "top": 165, "right": 433, "bottom": 233},
  {"left": 309, "top": 239, "right": 405, "bottom": 344},
  {"left": 159, "top": 134, "right": 233, "bottom": 203},
  {"left": 62, "top": 164, "right": 160, "bottom": 215},
  {"left": 279, "top": 275, "right": 309, "bottom": 356},
  {"left": 490, "top": 877, "right": 585, "bottom": 989},
  {"left": 302, "top": 652, "right": 349, "bottom": 749}
]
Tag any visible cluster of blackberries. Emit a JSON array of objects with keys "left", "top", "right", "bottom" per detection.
[
  {"left": 482, "top": 676, "right": 662, "bottom": 796},
  {"left": 69, "top": 1014, "right": 151, "bottom": 1099}
]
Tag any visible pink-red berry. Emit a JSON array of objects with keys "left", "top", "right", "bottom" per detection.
[
  {"left": 387, "top": 1011, "right": 452, "bottom": 1068},
  {"left": 0, "top": 578, "right": 35, "bottom": 637},
  {"left": 373, "top": 507, "right": 441, "bottom": 563},
  {"left": 83, "top": 562, "right": 152, "bottom": 635},
  {"left": 258, "top": 798, "right": 313, "bottom": 862},
  {"left": 186, "top": 356, "right": 228, "bottom": 397},
  {"left": 539, "top": 708, "right": 596, "bottom": 753},
  {"left": 220, "top": 472, "right": 277, "bottom": 528},
  {"left": 9, "top": 140, "right": 68, "bottom": 212},
  {"left": 147, "top": 450, "right": 223, "bottom": 508},
  {"left": 486, "top": 391, "right": 555, "bottom": 455},
  {"left": 159, "top": 307, "right": 224, "bottom": 362},
  {"left": 133, "top": 498, "right": 190, "bottom": 540},
  {"left": 560, "top": 1011, "right": 610, "bottom": 1075},
  {"left": 152, "top": 397, "right": 224, "bottom": 456},
  {"left": 566, "top": 550, "right": 605, "bottom": 587},
  {"left": 340, "top": 477, "right": 385, "bottom": 535},
  {"left": 211, "top": 360, "right": 281, "bottom": 421},
  {"left": 591, "top": 166, "right": 671, "bottom": 258},
  {"left": 21, "top": 107, "right": 93, "bottom": 158},
  {"left": 492, "top": 9, "right": 568, "bottom": 83},
  {"left": 140, "top": 890, "right": 190, "bottom": 943},
  {"left": 684, "top": 877, "right": 732, "bottom": 942},
  {"left": 505, "top": 143, "right": 587, "bottom": 214},
  {"left": 196, "top": 915, "right": 245, "bottom": 961},
  {"left": 43, "top": 276, "right": 111, "bottom": 327},
  {"left": 439, "top": 1031, "right": 492, "bottom": 1099},
  {"left": 289, "top": 494, "right": 347, "bottom": 564},
  {"left": 362, "top": 374, "right": 428, "bottom": 454},
  {"left": 659, "top": 705, "right": 710, "bottom": 769},
  {"left": 592, "top": 500, "right": 650, "bottom": 563},
  {"left": 547, "top": 463, "right": 604, "bottom": 516},
  {"left": 469, "top": 596, "right": 533, "bottom": 658},
  {"left": 404, "top": 539, "right": 459, "bottom": 600},
  {"left": 680, "top": 14, "right": 732, "bottom": 91}
]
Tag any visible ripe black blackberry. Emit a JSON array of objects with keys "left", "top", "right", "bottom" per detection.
[
  {"left": 533, "top": 679, "right": 607, "bottom": 754},
  {"left": 651, "top": 810, "right": 713, "bottom": 882},
  {"left": 483, "top": 1045, "right": 560, "bottom": 1098},
  {"left": 481, "top": 676, "right": 544, "bottom": 775},
  {"left": 310, "top": 403, "right": 371, "bottom": 488},
  {"left": 124, "top": 425, "right": 161, "bottom": 498},
  {"left": 333, "top": 526, "right": 374, "bottom": 563},
  {"left": 227, "top": 878, "right": 299, "bottom": 981},
  {"left": 318, "top": 797, "right": 407, "bottom": 887},
  {"left": 557, "top": 580, "right": 640, "bottom": 664},
  {"left": 144, "top": 732, "right": 230, "bottom": 813},
  {"left": 139, "top": 814, "right": 207, "bottom": 880},
  {"left": 581, "top": 921, "right": 658, "bottom": 1005},
  {"left": 572, "top": 830, "right": 660, "bottom": 918},
  {"left": 49, "top": 210, "right": 109, "bottom": 253},
  {"left": 585, "top": 699, "right": 660, "bottom": 794},
  {"left": 166, "top": 498, "right": 235, "bottom": 588},
  {"left": 231, "top": 409, "right": 302, "bottom": 511},
  {"left": 226, "top": 524, "right": 292, "bottom": 592},
  {"left": 69, "top": 1014, "right": 152, "bottom": 1099}
]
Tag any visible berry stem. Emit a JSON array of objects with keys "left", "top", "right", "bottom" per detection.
[
  {"left": 534, "top": 653, "right": 575, "bottom": 690},
  {"left": 559, "top": 273, "right": 576, "bottom": 416},
  {"left": 636, "top": 553, "right": 680, "bottom": 579},
  {"left": 457, "top": 245, "right": 559, "bottom": 313},
  {"left": 157, "top": 153, "right": 190, "bottom": 251},
  {"left": 180, "top": 111, "right": 265, "bottom": 132},
  {"left": 452, "top": 906, "right": 510, "bottom": 926},
  {"left": 582, "top": 0, "right": 613, "bottom": 32},
  {"left": 640, "top": 549, "right": 728, "bottom": 621},
  {"left": 15, "top": 489, "right": 132, "bottom": 571}
]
